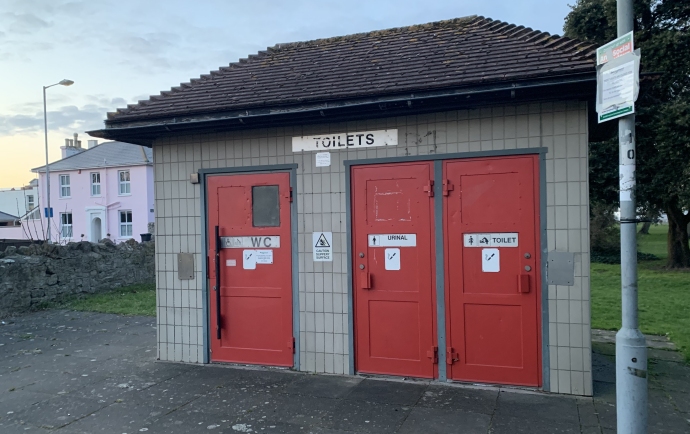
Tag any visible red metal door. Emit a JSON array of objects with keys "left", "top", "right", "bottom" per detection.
[
  {"left": 444, "top": 156, "right": 541, "bottom": 386},
  {"left": 207, "top": 173, "right": 293, "bottom": 366},
  {"left": 351, "top": 162, "right": 436, "bottom": 378}
]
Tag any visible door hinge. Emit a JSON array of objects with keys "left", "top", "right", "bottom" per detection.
[
  {"left": 442, "top": 179, "right": 454, "bottom": 196},
  {"left": 289, "top": 337, "right": 296, "bottom": 354},
  {"left": 423, "top": 180, "right": 434, "bottom": 197},
  {"left": 206, "top": 256, "right": 210, "bottom": 279},
  {"left": 289, "top": 187, "right": 293, "bottom": 202},
  {"left": 427, "top": 346, "right": 438, "bottom": 364},
  {"left": 446, "top": 347, "right": 459, "bottom": 364}
]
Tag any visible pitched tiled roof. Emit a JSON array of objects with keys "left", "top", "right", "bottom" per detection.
[
  {"left": 106, "top": 16, "right": 595, "bottom": 124},
  {"left": 32, "top": 141, "right": 153, "bottom": 173},
  {"left": 0, "top": 211, "right": 19, "bottom": 222}
]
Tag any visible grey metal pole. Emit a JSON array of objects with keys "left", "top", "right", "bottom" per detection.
[
  {"left": 43, "top": 85, "right": 52, "bottom": 244},
  {"left": 615, "top": 0, "right": 647, "bottom": 432}
]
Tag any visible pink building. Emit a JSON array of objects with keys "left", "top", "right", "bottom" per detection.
[{"left": 29, "top": 140, "right": 154, "bottom": 243}]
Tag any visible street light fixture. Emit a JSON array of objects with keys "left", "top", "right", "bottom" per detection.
[{"left": 43, "top": 79, "right": 74, "bottom": 243}]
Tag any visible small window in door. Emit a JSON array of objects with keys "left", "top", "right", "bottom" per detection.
[{"left": 252, "top": 185, "right": 280, "bottom": 227}]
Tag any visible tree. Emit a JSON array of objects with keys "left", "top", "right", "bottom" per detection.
[{"left": 564, "top": 0, "right": 690, "bottom": 268}]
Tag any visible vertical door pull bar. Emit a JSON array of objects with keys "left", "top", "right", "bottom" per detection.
[
  {"left": 518, "top": 274, "right": 531, "bottom": 293},
  {"left": 214, "top": 225, "right": 222, "bottom": 339}
]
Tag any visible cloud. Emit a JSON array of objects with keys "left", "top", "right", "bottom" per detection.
[
  {"left": 0, "top": 12, "right": 52, "bottom": 34},
  {"left": 0, "top": 102, "right": 111, "bottom": 136},
  {"left": 83, "top": 95, "right": 129, "bottom": 108}
]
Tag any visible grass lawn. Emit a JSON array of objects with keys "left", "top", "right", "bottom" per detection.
[
  {"left": 54, "top": 283, "right": 156, "bottom": 317},
  {"left": 591, "top": 224, "right": 690, "bottom": 362}
]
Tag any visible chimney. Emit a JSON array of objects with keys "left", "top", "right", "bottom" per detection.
[
  {"left": 61, "top": 135, "right": 84, "bottom": 159},
  {"left": 88, "top": 140, "right": 98, "bottom": 149}
]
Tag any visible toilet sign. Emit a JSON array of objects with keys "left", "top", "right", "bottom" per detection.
[
  {"left": 464, "top": 233, "right": 518, "bottom": 248},
  {"left": 313, "top": 232, "right": 333, "bottom": 262},
  {"left": 222, "top": 236, "right": 280, "bottom": 248},
  {"left": 368, "top": 234, "right": 417, "bottom": 247}
]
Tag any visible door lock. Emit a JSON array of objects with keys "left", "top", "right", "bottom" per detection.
[{"left": 524, "top": 252, "right": 531, "bottom": 259}]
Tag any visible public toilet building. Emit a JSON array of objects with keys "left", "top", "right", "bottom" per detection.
[{"left": 90, "top": 16, "right": 597, "bottom": 395}]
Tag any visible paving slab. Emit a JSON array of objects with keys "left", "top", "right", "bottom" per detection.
[
  {"left": 282, "top": 373, "right": 362, "bottom": 399},
  {"left": 327, "top": 399, "right": 411, "bottom": 433},
  {"left": 343, "top": 378, "right": 427, "bottom": 406},
  {"left": 419, "top": 384, "right": 498, "bottom": 414},
  {"left": 0, "top": 311, "right": 689, "bottom": 433},
  {"left": 398, "top": 406, "right": 491, "bottom": 433}
]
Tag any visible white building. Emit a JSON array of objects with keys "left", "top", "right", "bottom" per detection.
[{"left": 0, "top": 179, "right": 38, "bottom": 220}]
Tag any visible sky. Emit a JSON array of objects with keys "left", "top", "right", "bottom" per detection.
[{"left": 0, "top": 0, "right": 574, "bottom": 188}]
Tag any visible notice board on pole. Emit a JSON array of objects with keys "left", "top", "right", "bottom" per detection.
[{"left": 595, "top": 32, "right": 641, "bottom": 123}]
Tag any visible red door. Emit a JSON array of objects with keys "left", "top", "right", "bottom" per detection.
[
  {"left": 444, "top": 156, "right": 541, "bottom": 386},
  {"left": 351, "top": 162, "right": 436, "bottom": 378},
  {"left": 207, "top": 173, "right": 293, "bottom": 366}
]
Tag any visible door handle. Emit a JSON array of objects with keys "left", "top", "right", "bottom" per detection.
[
  {"left": 214, "top": 226, "right": 222, "bottom": 339},
  {"left": 518, "top": 274, "right": 530, "bottom": 294},
  {"left": 359, "top": 269, "right": 371, "bottom": 289}
]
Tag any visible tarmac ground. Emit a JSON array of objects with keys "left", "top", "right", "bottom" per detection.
[{"left": 0, "top": 310, "right": 688, "bottom": 433}]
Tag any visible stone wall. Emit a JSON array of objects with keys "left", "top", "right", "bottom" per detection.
[{"left": 0, "top": 240, "right": 155, "bottom": 317}]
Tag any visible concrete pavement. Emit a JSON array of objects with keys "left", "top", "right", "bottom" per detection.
[{"left": 0, "top": 310, "right": 687, "bottom": 433}]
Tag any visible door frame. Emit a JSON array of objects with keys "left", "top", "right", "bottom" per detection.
[
  {"left": 344, "top": 148, "right": 549, "bottom": 389},
  {"left": 199, "top": 164, "right": 299, "bottom": 368},
  {"left": 85, "top": 206, "right": 106, "bottom": 242}
]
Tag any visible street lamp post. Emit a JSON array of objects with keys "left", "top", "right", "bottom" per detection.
[{"left": 42, "top": 79, "right": 73, "bottom": 243}]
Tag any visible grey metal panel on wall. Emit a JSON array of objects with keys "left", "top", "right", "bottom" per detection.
[
  {"left": 547, "top": 251, "right": 575, "bottom": 286},
  {"left": 539, "top": 152, "right": 550, "bottom": 391},
  {"left": 433, "top": 160, "right": 447, "bottom": 381},
  {"left": 198, "top": 163, "right": 300, "bottom": 368},
  {"left": 177, "top": 253, "right": 194, "bottom": 280}
]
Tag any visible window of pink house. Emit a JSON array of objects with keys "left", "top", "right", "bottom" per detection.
[
  {"left": 91, "top": 173, "right": 101, "bottom": 196},
  {"left": 59, "top": 175, "right": 70, "bottom": 198},
  {"left": 60, "top": 213, "right": 73, "bottom": 238},
  {"left": 120, "top": 210, "right": 133, "bottom": 238},
  {"left": 118, "top": 170, "right": 130, "bottom": 195}
]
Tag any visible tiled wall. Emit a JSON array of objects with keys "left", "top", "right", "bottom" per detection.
[{"left": 153, "top": 100, "right": 591, "bottom": 395}]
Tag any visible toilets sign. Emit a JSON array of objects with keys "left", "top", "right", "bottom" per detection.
[
  {"left": 292, "top": 129, "right": 398, "bottom": 152},
  {"left": 464, "top": 233, "right": 518, "bottom": 248}
]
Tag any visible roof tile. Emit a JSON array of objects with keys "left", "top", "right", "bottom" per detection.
[
  {"left": 32, "top": 141, "right": 153, "bottom": 172},
  {"left": 106, "top": 15, "right": 595, "bottom": 124}
]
